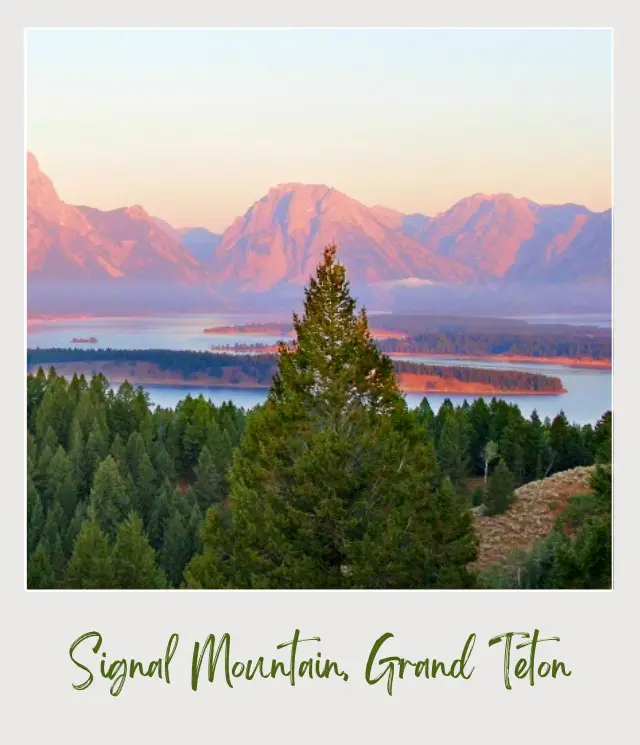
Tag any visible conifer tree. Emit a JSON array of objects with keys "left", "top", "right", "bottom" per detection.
[
  {"left": 434, "top": 398, "right": 455, "bottom": 440},
  {"left": 110, "top": 380, "right": 139, "bottom": 443},
  {"left": 112, "top": 513, "right": 165, "bottom": 589},
  {"left": 109, "top": 434, "right": 128, "bottom": 477},
  {"left": 185, "top": 245, "right": 477, "bottom": 589},
  {"left": 147, "top": 479, "right": 173, "bottom": 551},
  {"left": 158, "top": 508, "right": 190, "bottom": 587},
  {"left": 85, "top": 418, "right": 109, "bottom": 485},
  {"left": 484, "top": 459, "right": 516, "bottom": 516},
  {"left": 27, "top": 431, "right": 37, "bottom": 464},
  {"left": 40, "top": 425, "right": 60, "bottom": 455},
  {"left": 550, "top": 411, "right": 572, "bottom": 471},
  {"left": 175, "top": 395, "right": 214, "bottom": 474},
  {"left": 35, "top": 427, "right": 59, "bottom": 503},
  {"left": 68, "top": 418, "right": 88, "bottom": 498},
  {"left": 27, "top": 543, "right": 56, "bottom": 589},
  {"left": 40, "top": 501, "right": 66, "bottom": 578},
  {"left": 592, "top": 411, "right": 612, "bottom": 464},
  {"left": 188, "top": 503, "right": 204, "bottom": 556},
  {"left": 499, "top": 421, "right": 526, "bottom": 484},
  {"left": 136, "top": 452, "right": 157, "bottom": 523},
  {"left": 89, "top": 372, "right": 110, "bottom": 400},
  {"left": 35, "top": 378, "right": 74, "bottom": 448},
  {"left": 151, "top": 442, "right": 176, "bottom": 487},
  {"left": 183, "top": 509, "right": 229, "bottom": 589},
  {"left": 415, "top": 398, "right": 436, "bottom": 435},
  {"left": 27, "top": 371, "right": 47, "bottom": 433},
  {"left": 47, "top": 446, "right": 78, "bottom": 521},
  {"left": 64, "top": 501, "right": 87, "bottom": 558},
  {"left": 126, "top": 431, "right": 147, "bottom": 483},
  {"left": 192, "top": 445, "right": 223, "bottom": 511},
  {"left": 468, "top": 398, "right": 491, "bottom": 473},
  {"left": 427, "top": 477, "right": 478, "bottom": 587},
  {"left": 67, "top": 372, "right": 88, "bottom": 404},
  {"left": 88, "top": 456, "right": 130, "bottom": 539},
  {"left": 65, "top": 513, "right": 114, "bottom": 589},
  {"left": 437, "top": 409, "right": 470, "bottom": 484},
  {"left": 27, "top": 458, "right": 45, "bottom": 559}
]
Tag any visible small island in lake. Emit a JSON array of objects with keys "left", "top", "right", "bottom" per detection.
[
  {"left": 26, "top": 348, "right": 567, "bottom": 396},
  {"left": 70, "top": 337, "right": 98, "bottom": 344}
]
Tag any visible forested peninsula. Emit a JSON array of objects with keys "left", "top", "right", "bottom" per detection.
[
  {"left": 26, "top": 347, "right": 566, "bottom": 395},
  {"left": 206, "top": 316, "right": 611, "bottom": 368}
]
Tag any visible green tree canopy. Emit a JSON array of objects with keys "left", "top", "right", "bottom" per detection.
[
  {"left": 112, "top": 513, "right": 165, "bottom": 589},
  {"left": 65, "top": 513, "right": 114, "bottom": 589}
]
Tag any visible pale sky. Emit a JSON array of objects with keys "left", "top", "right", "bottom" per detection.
[{"left": 26, "top": 28, "right": 612, "bottom": 232}]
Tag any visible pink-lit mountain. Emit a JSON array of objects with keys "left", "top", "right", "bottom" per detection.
[
  {"left": 27, "top": 153, "right": 208, "bottom": 283},
  {"left": 405, "top": 193, "right": 611, "bottom": 282},
  {"left": 211, "top": 183, "right": 475, "bottom": 290},
  {"left": 27, "top": 153, "right": 611, "bottom": 293}
]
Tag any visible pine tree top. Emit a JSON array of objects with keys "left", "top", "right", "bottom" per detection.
[{"left": 270, "top": 244, "right": 403, "bottom": 417}]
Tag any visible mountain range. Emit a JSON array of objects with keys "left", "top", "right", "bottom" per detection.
[{"left": 26, "top": 152, "right": 611, "bottom": 314}]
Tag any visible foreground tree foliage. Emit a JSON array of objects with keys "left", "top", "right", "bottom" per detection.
[{"left": 26, "top": 246, "right": 612, "bottom": 590}]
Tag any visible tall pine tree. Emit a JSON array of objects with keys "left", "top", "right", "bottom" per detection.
[{"left": 185, "top": 245, "right": 477, "bottom": 589}]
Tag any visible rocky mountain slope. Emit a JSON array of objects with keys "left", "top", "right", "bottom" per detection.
[{"left": 27, "top": 153, "right": 208, "bottom": 283}]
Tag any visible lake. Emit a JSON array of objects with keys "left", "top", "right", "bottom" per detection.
[{"left": 27, "top": 313, "right": 612, "bottom": 425}]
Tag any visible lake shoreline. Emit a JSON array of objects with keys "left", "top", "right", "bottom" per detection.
[
  {"left": 27, "top": 363, "right": 566, "bottom": 397},
  {"left": 208, "top": 344, "right": 611, "bottom": 371},
  {"left": 387, "top": 352, "right": 612, "bottom": 370}
]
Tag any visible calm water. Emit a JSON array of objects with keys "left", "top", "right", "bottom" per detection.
[
  {"left": 505, "top": 313, "right": 612, "bottom": 329},
  {"left": 27, "top": 313, "right": 291, "bottom": 350},
  {"left": 28, "top": 313, "right": 612, "bottom": 425}
]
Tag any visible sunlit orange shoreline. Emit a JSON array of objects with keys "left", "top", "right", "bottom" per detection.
[{"left": 27, "top": 361, "right": 566, "bottom": 397}]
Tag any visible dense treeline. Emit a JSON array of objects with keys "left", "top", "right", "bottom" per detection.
[
  {"left": 27, "top": 368, "right": 245, "bottom": 589},
  {"left": 369, "top": 313, "right": 610, "bottom": 336},
  {"left": 416, "top": 401, "right": 609, "bottom": 485},
  {"left": 377, "top": 332, "right": 611, "bottom": 360},
  {"left": 26, "top": 247, "right": 612, "bottom": 590},
  {"left": 27, "top": 348, "right": 277, "bottom": 385},
  {"left": 26, "top": 361, "right": 609, "bottom": 589},
  {"left": 392, "top": 359, "right": 564, "bottom": 392},
  {"left": 27, "top": 348, "right": 565, "bottom": 393}
]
